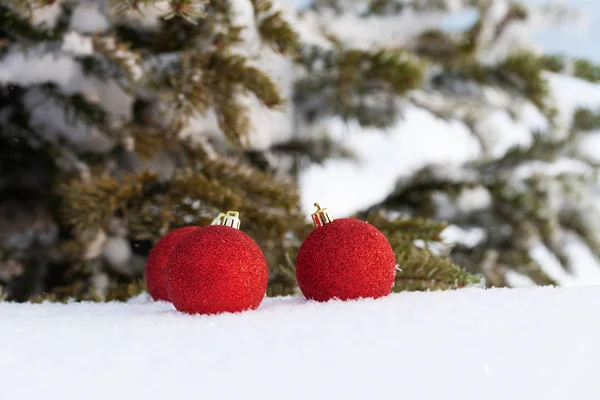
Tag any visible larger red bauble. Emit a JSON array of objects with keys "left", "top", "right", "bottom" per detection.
[
  {"left": 145, "top": 226, "right": 198, "bottom": 301},
  {"left": 296, "top": 218, "right": 396, "bottom": 302},
  {"left": 166, "top": 225, "right": 268, "bottom": 315}
]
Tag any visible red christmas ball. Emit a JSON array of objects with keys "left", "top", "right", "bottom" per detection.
[
  {"left": 145, "top": 226, "right": 198, "bottom": 301},
  {"left": 166, "top": 225, "right": 268, "bottom": 315},
  {"left": 296, "top": 218, "right": 396, "bottom": 302}
]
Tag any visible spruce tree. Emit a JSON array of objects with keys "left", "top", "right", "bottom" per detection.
[
  {"left": 0, "top": 0, "right": 596, "bottom": 302},
  {"left": 304, "top": 0, "right": 600, "bottom": 287}
]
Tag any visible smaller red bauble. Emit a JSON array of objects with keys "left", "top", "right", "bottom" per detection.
[
  {"left": 296, "top": 205, "right": 396, "bottom": 302},
  {"left": 166, "top": 225, "right": 268, "bottom": 315},
  {"left": 145, "top": 226, "right": 198, "bottom": 301}
]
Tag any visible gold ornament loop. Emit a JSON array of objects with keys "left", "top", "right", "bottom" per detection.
[
  {"left": 211, "top": 212, "right": 227, "bottom": 225},
  {"left": 311, "top": 203, "right": 334, "bottom": 228},
  {"left": 213, "top": 210, "right": 241, "bottom": 229}
]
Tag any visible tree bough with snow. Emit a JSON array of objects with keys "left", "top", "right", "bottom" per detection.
[{"left": 0, "top": 0, "right": 599, "bottom": 301}]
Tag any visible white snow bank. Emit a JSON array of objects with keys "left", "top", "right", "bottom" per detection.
[{"left": 2, "top": 286, "right": 600, "bottom": 399}]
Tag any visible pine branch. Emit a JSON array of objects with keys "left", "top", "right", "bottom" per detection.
[
  {"left": 92, "top": 35, "right": 144, "bottom": 85},
  {"left": 358, "top": 211, "right": 479, "bottom": 291},
  {"left": 499, "top": 250, "right": 558, "bottom": 286},
  {"left": 572, "top": 108, "right": 600, "bottom": 132},
  {"left": 38, "top": 83, "right": 110, "bottom": 132},
  {"left": 58, "top": 172, "right": 142, "bottom": 239},
  {"left": 573, "top": 59, "right": 600, "bottom": 83},
  {"left": 111, "top": 1, "right": 244, "bottom": 52},
  {"left": 364, "top": 212, "right": 448, "bottom": 243},
  {"left": 441, "top": 51, "right": 555, "bottom": 122},
  {"left": 476, "top": 132, "right": 566, "bottom": 173},
  {"left": 214, "top": 52, "right": 285, "bottom": 108},
  {"left": 314, "top": 0, "right": 459, "bottom": 16},
  {"left": 393, "top": 245, "right": 481, "bottom": 292},
  {"left": 296, "top": 46, "right": 423, "bottom": 126},
  {"left": 199, "top": 157, "right": 303, "bottom": 218},
  {"left": 0, "top": 4, "right": 57, "bottom": 42},
  {"left": 539, "top": 54, "right": 566, "bottom": 73},
  {"left": 59, "top": 157, "right": 304, "bottom": 245},
  {"left": 1, "top": 0, "right": 56, "bottom": 18},
  {"left": 267, "top": 250, "right": 299, "bottom": 297},
  {"left": 167, "top": 50, "right": 285, "bottom": 146},
  {"left": 499, "top": 51, "right": 553, "bottom": 119},
  {"left": 250, "top": 0, "right": 300, "bottom": 54},
  {"left": 109, "top": 0, "right": 208, "bottom": 23},
  {"left": 269, "top": 136, "right": 357, "bottom": 164}
]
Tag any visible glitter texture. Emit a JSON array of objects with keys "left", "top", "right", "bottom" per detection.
[
  {"left": 166, "top": 225, "right": 268, "bottom": 315},
  {"left": 145, "top": 226, "right": 199, "bottom": 301},
  {"left": 296, "top": 218, "right": 396, "bottom": 302}
]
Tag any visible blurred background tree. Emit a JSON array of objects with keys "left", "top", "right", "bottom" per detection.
[{"left": 1, "top": 0, "right": 599, "bottom": 302}]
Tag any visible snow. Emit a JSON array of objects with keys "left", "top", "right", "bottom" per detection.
[
  {"left": 0, "top": 51, "right": 84, "bottom": 93},
  {"left": 547, "top": 72, "right": 600, "bottom": 132},
  {"left": 69, "top": 3, "right": 109, "bottom": 34},
  {"left": 441, "top": 225, "right": 487, "bottom": 248},
  {"left": 2, "top": 286, "right": 600, "bottom": 399},
  {"left": 298, "top": 74, "right": 600, "bottom": 218},
  {"left": 299, "top": 105, "right": 481, "bottom": 217}
]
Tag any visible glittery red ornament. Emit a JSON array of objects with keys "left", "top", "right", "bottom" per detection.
[
  {"left": 296, "top": 204, "right": 396, "bottom": 302},
  {"left": 166, "top": 212, "right": 268, "bottom": 315},
  {"left": 145, "top": 226, "right": 199, "bottom": 301}
]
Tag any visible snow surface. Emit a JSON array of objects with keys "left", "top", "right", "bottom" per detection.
[{"left": 2, "top": 287, "right": 600, "bottom": 399}]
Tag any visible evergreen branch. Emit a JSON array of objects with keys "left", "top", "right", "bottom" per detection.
[
  {"left": 269, "top": 136, "right": 357, "bottom": 164},
  {"left": 0, "top": 4, "right": 57, "bottom": 42},
  {"left": 379, "top": 165, "right": 481, "bottom": 217},
  {"left": 59, "top": 157, "right": 305, "bottom": 245},
  {"left": 363, "top": 0, "right": 411, "bottom": 16},
  {"left": 199, "top": 157, "right": 302, "bottom": 218},
  {"left": 92, "top": 35, "right": 144, "bottom": 84},
  {"left": 338, "top": 49, "right": 423, "bottom": 95},
  {"left": 414, "top": 29, "right": 462, "bottom": 65},
  {"left": 476, "top": 132, "right": 566, "bottom": 173},
  {"left": 1, "top": 0, "right": 56, "bottom": 16},
  {"left": 313, "top": 0, "right": 456, "bottom": 16},
  {"left": 573, "top": 59, "right": 600, "bottom": 83},
  {"left": 58, "top": 173, "right": 143, "bottom": 239},
  {"left": 295, "top": 47, "right": 423, "bottom": 127},
  {"left": 499, "top": 51, "right": 553, "bottom": 118},
  {"left": 393, "top": 245, "right": 481, "bottom": 292},
  {"left": 250, "top": 0, "right": 300, "bottom": 54},
  {"left": 213, "top": 87, "right": 252, "bottom": 147},
  {"left": 572, "top": 108, "right": 600, "bottom": 132},
  {"left": 205, "top": 0, "right": 244, "bottom": 47},
  {"left": 358, "top": 211, "right": 479, "bottom": 291},
  {"left": 109, "top": 0, "right": 208, "bottom": 23},
  {"left": 267, "top": 250, "right": 299, "bottom": 297},
  {"left": 364, "top": 212, "right": 448, "bottom": 243},
  {"left": 38, "top": 83, "right": 109, "bottom": 132},
  {"left": 168, "top": 50, "right": 285, "bottom": 146},
  {"left": 446, "top": 51, "right": 555, "bottom": 121},
  {"left": 213, "top": 52, "right": 285, "bottom": 108},
  {"left": 28, "top": 278, "right": 148, "bottom": 303},
  {"left": 499, "top": 250, "right": 558, "bottom": 286},
  {"left": 539, "top": 54, "right": 566, "bottom": 73},
  {"left": 538, "top": 55, "right": 600, "bottom": 84}
]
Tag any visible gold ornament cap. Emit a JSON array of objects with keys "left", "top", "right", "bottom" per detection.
[
  {"left": 211, "top": 210, "right": 241, "bottom": 229},
  {"left": 211, "top": 212, "right": 226, "bottom": 225},
  {"left": 311, "top": 203, "right": 334, "bottom": 228}
]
